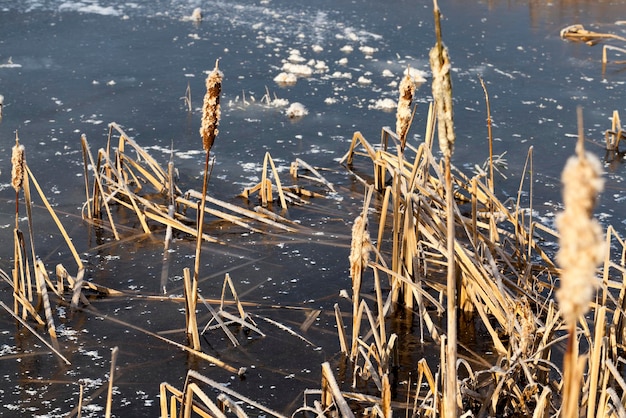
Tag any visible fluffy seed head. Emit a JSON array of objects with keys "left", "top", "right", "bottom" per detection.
[{"left": 556, "top": 149, "right": 605, "bottom": 327}]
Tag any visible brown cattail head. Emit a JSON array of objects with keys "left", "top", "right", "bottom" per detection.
[
  {"left": 11, "top": 133, "right": 25, "bottom": 192},
  {"left": 396, "top": 69, "right": 415, "bottom": 149},
  {"left": 349, "top": 214, "right": 372, "bottom": 283},
  {"left": 556, "top": 141, "right": 604, "bottom": 328},
  {"left": 429, "top": 43, "right": 455, "bottom": 159},
  {"left": 199, "top": 60, "right": 222, "bottom": 153}
]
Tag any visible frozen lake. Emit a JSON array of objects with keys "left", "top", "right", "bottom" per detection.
[{"left": 1, "top": 0, "right": 626, "bottom": 416}]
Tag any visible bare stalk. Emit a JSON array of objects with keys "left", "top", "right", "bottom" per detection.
[
  {"left": 478, "top": 76, "right": 494, "bottom": 193},
  {"left": 431, "top": 1, "right": 457, "bottom": 416},
  {"left": 105, "top": 346, "right": 119, "bottom": 418},
  {"left": 191, "top": 60, "right": 222, "bottom": 348}
]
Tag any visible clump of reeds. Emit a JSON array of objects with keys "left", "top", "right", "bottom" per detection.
[
  {"left": 396, "top": 69, "right": 414, "bottom": 150},
  {"left": 556, "top": 110, "right": 605, "bottom": 418},
  {"left": 199, "top": 60, "right": 222, "bottom": 154}
]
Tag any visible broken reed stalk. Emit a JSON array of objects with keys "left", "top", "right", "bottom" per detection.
[
  {"left": 430, "top": 1, "right": 457, "bottom": 416},
  {"left": 184, "top": 268, "right": 201, "bottom": 350},
  {"left": 0, "top": 300, "right": 70, "bottom": 365},
  {"left": 105, "top": 346, "right": 119, "bottom": 418},
  {"left": 26, "top": 164, "right": 85, "bottom": 270},
  {"left": 557, "top": 108, "right": 605, "bottom": 418},
  {"left": 478, "top": 76, "right": 494, "bottom": 193}
]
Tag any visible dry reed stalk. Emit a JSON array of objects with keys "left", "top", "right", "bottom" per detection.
[
  {"left": 290, "top": 158, "right": 336, "bottom": 192},
  {"left": 586, "top": 306, "right": 606, "bottom": 417},
  {"left": 0, "top": 300, "right": 70, "bottom": 364},
  {"left": 83, "top": 146, "right": 120, "bottom": 239},
  {"left": 77, "top": 381, "right": 84, "bottom": 418},
  {"left": 199, "top": 298, "right": 239, "bottom": 347},
  {"left": 431, "top": 2, "right": 457, "bottom": 415},
  {"left": 80, "top": 135, "right": 93, "bottom": 219},
  {"left": 183, "top": 190, "right": 297, "bottom": 232},
  {"left": 334, "top": 304, "right": 349, "bottom": 354},
  {"left": 34, "top": 259, "right": 57, "bottom": 339},
  {"left": 185, "top": 370, "right": 287, "bottom": 417},
  {"left": 321, "top": 361, "right": 356, "bottom": 417},
  {"left": 105, "top": 346, "right": 119, "bottom": 418},
  {"left": 339, "top": 131, "right": 377, "bottom": 165},
  {"left": 84, "top": 304, "right": 243, "bottom": 374},
  {"left": 183, "top": 268, "right": 201, "bottom": 350},
  {"left": 12, "top": 228, "right": 33, "bottom": 317},
  {"left": 557, "top": 109, "right": 605, "bottom": 418},
  {"left": 602, "top": 44, "right": 626, "bottom": 66},
  {"left": 605, "top": 110, "right": 625, "bottom": 151},
  {"left": 478, "top": 76, "right": 494, "bottom": 193},
  {"left": 182, "top": 81, "right": 192, "bottom": 112},
  {"left": 184, "top": 383, "right": 226, "bottom": 418},
  {"left": 262, "top": 152, "right": 288, "bottom": 209},
  {"left": 396, "top": 70, "right": 415, "bottom": 151},
  {"left": 217, "top": 393, "right": 248, "bottom": 417},
  {"left": 25, "top": 165, "right": 85, "bottom": 270},
  {"left": 560, "top": 24, "right": 626, "bottom": 44}
]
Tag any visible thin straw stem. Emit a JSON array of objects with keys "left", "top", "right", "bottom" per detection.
[{"left": 105, "top": 346, "right": 119, "bottom": 418}]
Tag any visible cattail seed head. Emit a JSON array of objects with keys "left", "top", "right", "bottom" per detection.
[
  {"left": 11, "top": 135, "right": 25, "bottom": 193},
  {"left": 396, "top": 70, "right": 415, "bottom": 147},
  {"left": 349, "top": 214, "right": 372, "bottom": 282},
  {"left": 199, "top": 60, "right": 222, "bottom": 153},
  {"left": 556, "top": 148, "right": 605, "bottom": 327},
  {"left": 429, "top": 44, "right": 455, "bottom": 159}
]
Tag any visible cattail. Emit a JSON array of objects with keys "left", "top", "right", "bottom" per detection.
[
  {"left": 396, "top": 70, "right": 414, "bottom": 149},
  {"left": 349, "top": 212, "right": 371, "bottom": 358},
  {"left": 429, "top": 43, "right": 455, "bottom": 159},
  {"left": 11, "top": 134, "right": 25, "bottom": 193},
  {"left": 199, "top": 60, "right": 222, "bottom": 153},
  {"left": 556, "top": 142, "right": 604, "bottom": 328},
  {"left": 349, "top": 214, "right": 371, "bottom": 283}
]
